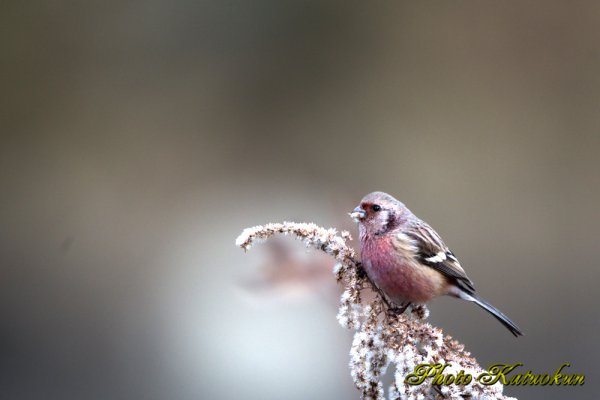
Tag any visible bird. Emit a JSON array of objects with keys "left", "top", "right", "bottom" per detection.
[{"left": 350, "top": 191, "right": 522, "bottom": 337}]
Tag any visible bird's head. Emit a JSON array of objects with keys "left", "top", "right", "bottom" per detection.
[{"left": 350, "top": 191, "right": 408, "bottom": 237}]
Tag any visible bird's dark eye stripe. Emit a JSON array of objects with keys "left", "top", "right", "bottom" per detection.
[{"left": 371, "top": 204, "right": 381, "bottom": 212}]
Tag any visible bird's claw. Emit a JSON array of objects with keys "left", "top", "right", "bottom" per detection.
[{"left": 386, "top": 302, "right": 411, "bottom": 317}]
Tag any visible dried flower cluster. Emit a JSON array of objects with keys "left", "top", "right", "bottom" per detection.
[{"left": 236, "top": 222, "right": 516, "bottom": 400}]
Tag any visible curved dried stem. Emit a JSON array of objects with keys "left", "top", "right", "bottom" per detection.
[{"left": 236, "top": 221, "right": 516, "bottom": 400}]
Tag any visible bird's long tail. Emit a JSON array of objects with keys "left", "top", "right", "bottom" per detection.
[{"left": 460, "top": 292, "right": 523, "bottom": 337}]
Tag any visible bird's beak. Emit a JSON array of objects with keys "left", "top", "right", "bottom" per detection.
[{"left": 349, "top": 207, "right": 366, "bottom": 222}]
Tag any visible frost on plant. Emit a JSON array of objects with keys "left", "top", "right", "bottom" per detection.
[{"left": 236, "top": 222, "right": 516, "bottom": 400}]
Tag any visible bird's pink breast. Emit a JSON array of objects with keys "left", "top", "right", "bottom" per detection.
[{"left": 361, "top": 235, "right": 443, "bottom": 304}]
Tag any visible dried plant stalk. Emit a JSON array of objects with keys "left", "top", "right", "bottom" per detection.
[{"left": 236, "top": 222, "right": 516, "bottom": 400}]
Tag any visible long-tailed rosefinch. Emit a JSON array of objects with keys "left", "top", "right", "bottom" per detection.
[{"left": 350, "top": 191, "right": 522, "bottom": 337}]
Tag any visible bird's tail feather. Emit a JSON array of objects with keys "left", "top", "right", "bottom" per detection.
[{"left": 468, "top": 293, "right": 523, "bottom": 337}]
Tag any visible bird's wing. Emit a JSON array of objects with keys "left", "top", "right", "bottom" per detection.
[{"left": 404, "top": 222, "right": 476, "bottom": 294}]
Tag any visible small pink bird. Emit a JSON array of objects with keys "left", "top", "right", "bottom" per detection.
[{"left": 350, "top": 191, "right": 522, "bottom": 337}]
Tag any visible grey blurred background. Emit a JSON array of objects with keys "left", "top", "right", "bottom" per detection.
[{"left": 1, "top": 1, "right": 599, "bottom": 399}]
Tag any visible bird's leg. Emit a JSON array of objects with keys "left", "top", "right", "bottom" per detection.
[
  {"left": 379, "top": 292, "right": 393, "bottom": 309},
  {"left": 362, "top": 270, "right": 394, "bottom": 310}
]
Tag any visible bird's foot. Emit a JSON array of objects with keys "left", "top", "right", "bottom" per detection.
[{"left": 386, "top": 302, "right": 411, "bottom": 317}]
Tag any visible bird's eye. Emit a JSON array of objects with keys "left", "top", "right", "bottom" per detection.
[{"left": 371, "top": 204, "right": 381, "bottom": 212}]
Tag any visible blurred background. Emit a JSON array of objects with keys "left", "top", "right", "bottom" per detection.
[{"left": 2, "top": 1, "right": 599, "bottom": 399}]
